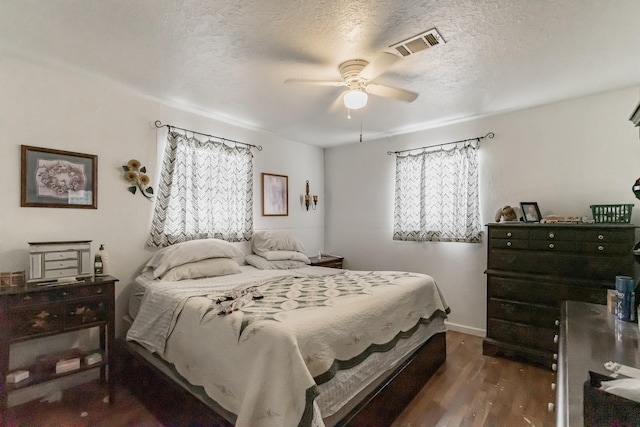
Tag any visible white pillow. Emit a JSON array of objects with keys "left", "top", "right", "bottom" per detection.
[
  {"left": 245, "top": 254, "right": 308, "bottom": 270},
  {"left": 252, "top": 230, "right": 306, "bottom": 253},
  {"left": 160, "top": 258, "right": 241, "bottom": 282},
  {"left": 146, "top": 238, "right": 245, "bottom": 279},
  {"left": 254, "top": 250, "right": 310, "bottom": 263}
]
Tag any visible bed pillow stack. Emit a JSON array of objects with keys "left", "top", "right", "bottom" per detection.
[
  {"left": 144, "top": 238, "right": 244, "bottom": 281},
  {"left": 246, "top": 230, "right": 310, "bottom": 269}
]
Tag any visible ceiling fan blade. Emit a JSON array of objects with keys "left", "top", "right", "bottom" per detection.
[
  {"left": 359, "top": 52, "right": 400, "bottom": 81},
  {"left": 284, "top": 78, "right": 345, "bottom": 87},
  {"left": 329, "top": 91, "right": 347, "bottom": 113},
  {"left": 365, "top": 83, "right": 419, "bottom": 103}
]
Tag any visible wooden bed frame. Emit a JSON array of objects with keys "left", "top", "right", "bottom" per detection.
[{"left": 117, "top": 331, "right": 446, "bottom": 426}]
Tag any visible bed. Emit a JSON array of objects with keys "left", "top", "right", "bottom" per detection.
[{"left": 121, "top": 235, "right": 449, "bottom": 427}]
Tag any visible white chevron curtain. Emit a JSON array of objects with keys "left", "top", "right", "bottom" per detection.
[
  {"left": 393, "top": 142, "right": 482, "bottom": 243},
  {"left": 147, "top": 131, "right": 254, "bottom": 247}
]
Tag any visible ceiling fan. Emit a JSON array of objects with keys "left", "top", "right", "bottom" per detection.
[{"left": 284, "top": 52, "right": 419, "bottom": 113}]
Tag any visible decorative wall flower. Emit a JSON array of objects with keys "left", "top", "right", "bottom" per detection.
[{"left": 122, "top": 159, "right": 154, "bottom": 199}]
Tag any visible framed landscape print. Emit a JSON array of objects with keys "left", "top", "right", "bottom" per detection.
[
  {"left": 21, "top": 145, "right": 98, "bottom": 208},
  {"left": 262, "top": 173, "right": 288, "bottom": 216}
]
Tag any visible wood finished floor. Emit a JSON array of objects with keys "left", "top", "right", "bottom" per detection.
[{"left": 7, "top": 331, "right": 556, "bottom": 427}]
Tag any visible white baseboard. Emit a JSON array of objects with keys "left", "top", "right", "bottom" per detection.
[{"left": 445, "top": 321, "right": 486, "bottom": 337}]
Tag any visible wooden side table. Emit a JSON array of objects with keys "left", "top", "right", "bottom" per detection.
[
  {"left": 309, "top": 254, "right": 344, "bottom": 269},
  {"left": 0, "top": 275, "right": 117, "bottom": 424}
]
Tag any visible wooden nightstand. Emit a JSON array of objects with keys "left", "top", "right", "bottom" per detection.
[
  {"left": 0, "top": 275, "right": 117, "bottom": 424},
  {"left": 309, "top": 254, "right": 344, "bottom": 269}
]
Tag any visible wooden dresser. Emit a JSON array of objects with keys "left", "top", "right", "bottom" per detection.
[{"left": 484, "top": 223, "right": 635, "bottom": 369}]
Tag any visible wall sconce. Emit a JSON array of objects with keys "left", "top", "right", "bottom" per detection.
[{"left": 305, "top": 180, "right": 318, "bottom": 211}]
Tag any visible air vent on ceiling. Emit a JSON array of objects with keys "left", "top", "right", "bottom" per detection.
[{"left": 389, "top": 28, "right": 445, "bottom": 57}]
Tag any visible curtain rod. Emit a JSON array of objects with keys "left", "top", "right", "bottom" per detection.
[
  {"left": 154, "top": 121, "right": 263, "bottom": 151},
  {"left": 386, "top": 132, "right": 495, "bottom": 155}
]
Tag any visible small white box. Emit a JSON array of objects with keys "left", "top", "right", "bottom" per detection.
[
  {"left": 55, "top": 358, "right": 81, "bottom": 374},
  {"left": 6, "top": 370, "right": 29, "bottom": 383},
  {"left": 84, "top": 353, "right": 102, "bottom": 366}
]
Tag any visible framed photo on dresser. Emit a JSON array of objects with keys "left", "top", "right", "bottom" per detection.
[
  {"left": 520, "top": 202, "right": 541, "bottom": 222},
  {"left": 21, "top": 145, "right": 98, "bottom": 209}
]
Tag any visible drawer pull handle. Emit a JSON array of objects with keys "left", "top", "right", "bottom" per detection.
[
  {"left": 555, "top": 319, "right": 560, "bottom": 326},
  {"left": 548, "top": 243, "right": 554, "bottom": 249},
  {"left": 95, "top": 289, "right": 103, "bottom": 294},
  {"left": 551, "top": 383, "right": 556, "bottom": 391},
  {"left": 23, "top": 295, "right": 32, "bottom": 301},
  {"left": 598, "top": 246, "right": 604, "bottom": 251},
  {"left": 552, "top": 363, "right": 557, "bottom": 372},
  {"left": 61, "top": 292, "right": 68, "bottom": 297},
  {"left": 548, "top": 402, "right": 555, "bottom": 412},
  {"left": 598, "top": 234, "right": 604, "bottom": 240},
  {"left": 506, "top": 241, "right": 512, "bottom": 247},
  {"left": 553, "top": 353, "right": 558, "bottom": 360},
  {"left": 506, "top": 232, "right": 512, "bottom": 237},
  {"left": 554, "top": 335, "right": 559, "bottom": 344},
  {"left": 548, "top": 233, "right": 555, "bottom": 238}
]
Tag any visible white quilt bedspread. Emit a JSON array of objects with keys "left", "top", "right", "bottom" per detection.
[{"left": 126, "top": 267, "right": 449, "bottom": 427}]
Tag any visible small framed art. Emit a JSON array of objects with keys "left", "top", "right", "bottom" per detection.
[
  {"left": 520, "top": 202, "right": 541, "bottom": 222},
  {"left": 21, "top": 145, "right": 98, "bottom": 209},
  {"left": 262, "top": 173, "right": 288, "bottom": 216}
]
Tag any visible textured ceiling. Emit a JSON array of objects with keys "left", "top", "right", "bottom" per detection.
[{"left": 3, "top": 0, "right": 640, "bottom": 147}]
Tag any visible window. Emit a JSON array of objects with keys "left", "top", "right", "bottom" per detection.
[
  {"left": 393, "top": 142, "right": 482, "bottom": 243},
  {"left": 147, "top": 131, "right": 254, "bottom": 247}
]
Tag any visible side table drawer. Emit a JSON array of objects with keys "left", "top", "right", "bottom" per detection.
[
  {"left": 64, "top": 299, "right": 108, "bottom": 329},
  {"left": 11, "top": 305, "right": 64, "bottom": 339}
]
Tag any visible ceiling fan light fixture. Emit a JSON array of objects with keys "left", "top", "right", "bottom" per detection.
[{"left": 343, "top": 89, "right": 368, "bottom": 110}]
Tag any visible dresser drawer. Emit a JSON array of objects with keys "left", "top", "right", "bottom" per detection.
[
  {"left": 488, "top": 276, "right": 606, "bottom": 306},
  {"left": 530, "top": 229, "right": 577, "bottom": 241},
  {"left": 488, "top": 250, "right": 631, "bottom": 280},
  {"left": 529, "top": 240, "right": 576, "bottom": 251},
  {"left": 10, "top": 305, "right": 64, "bottom": 339},
  {"left": 490, "top": 238, "right": 529, "bottom": 250},
  {"left": 580, "top": 229, "right": 635, "bottom": 243},
  {"left": 489, "top": 318, "right": 557, "bottom": 352},
  {"left": 579, "top": 242, "right": 632, "bottom": 255},
  {"left": 490, "top": 228, "right": 529, "bottom": 240},
  {"left": 488, "top": 298, "right": 559, "bottom": 328}
]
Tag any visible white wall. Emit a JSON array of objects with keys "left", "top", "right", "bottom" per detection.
[
  {"left": 0, "top": 54, "right": 324, "bottom": 404},
  {"left": 324, "top": 86, "right": 640, "bottom": 336}
]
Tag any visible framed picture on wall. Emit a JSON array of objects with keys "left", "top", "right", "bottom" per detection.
[
  {"left": 520, "top": 202, "right": 541, "bottom": 222},
  {"left": 262, "top": 173, "right": 288, "bottom": 216},
  {"left": 21, "top": 145, "right": 98, "bottom": 209}
]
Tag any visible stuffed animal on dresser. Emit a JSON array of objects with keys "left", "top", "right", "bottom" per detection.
[{"left": 494, "top": 205, "right": 518, "bottom": 222}]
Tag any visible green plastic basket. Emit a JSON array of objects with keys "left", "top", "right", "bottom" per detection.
[{"left": 590, "top": 204, "right": 634, "bottom": 223}]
